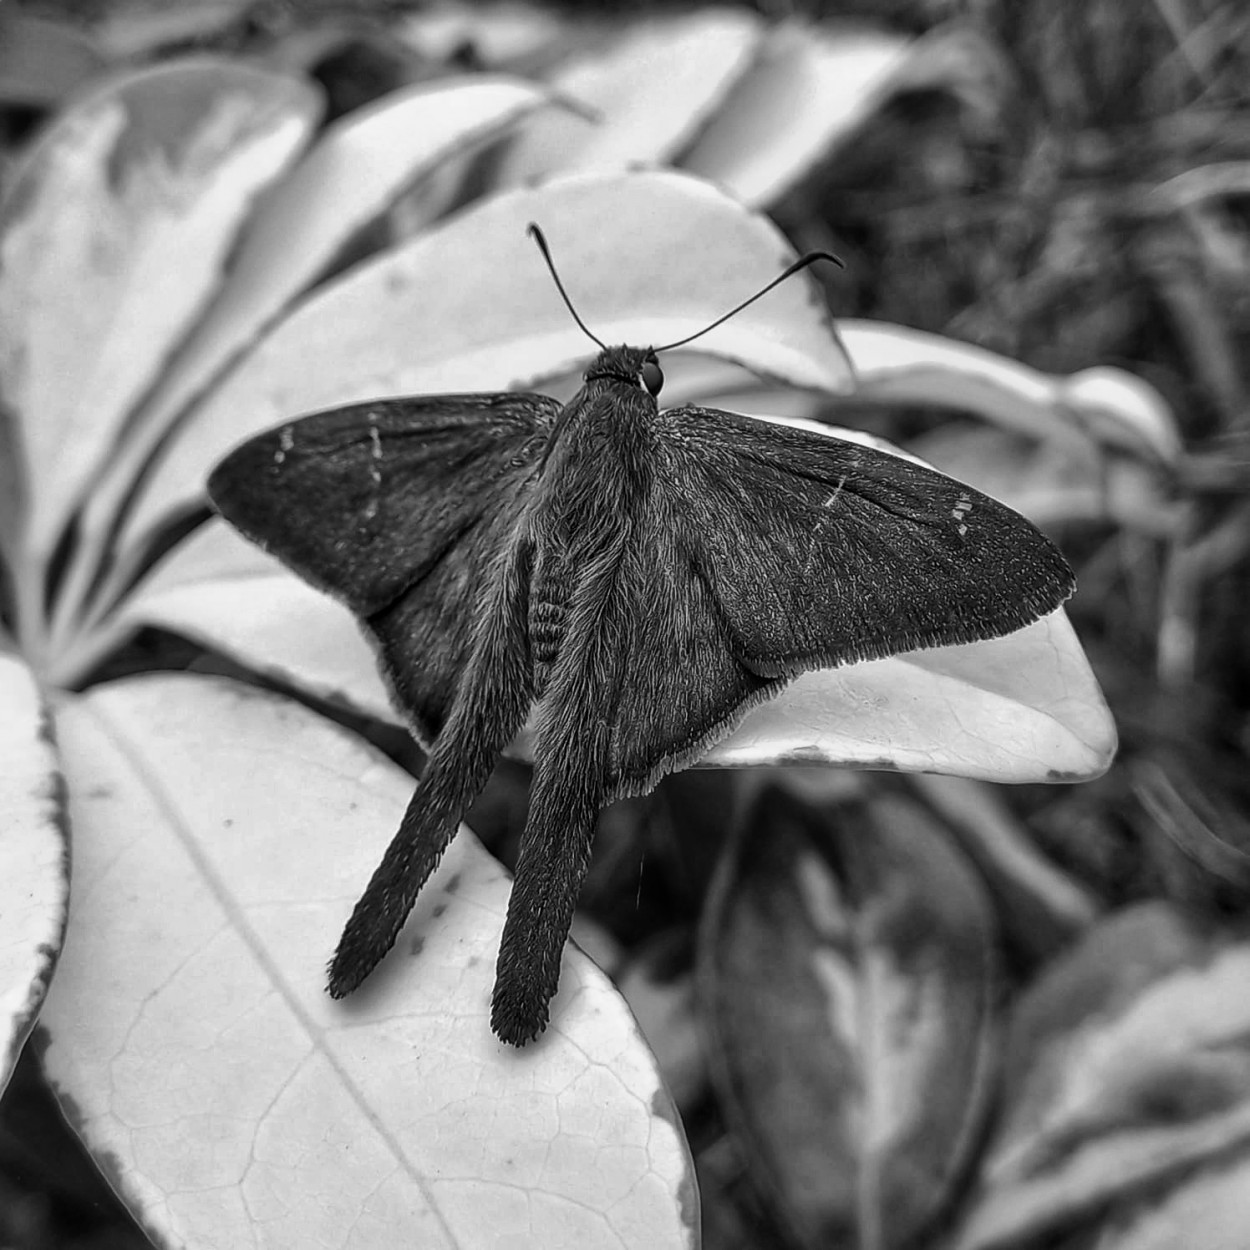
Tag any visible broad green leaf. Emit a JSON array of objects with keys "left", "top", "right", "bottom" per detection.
[
  {"left": 839, "top": 321, "right": 1181, "bottom": 463},
  {"left": 0, "top": 650, "right": 69, "bottom": 1093},
  {"left": 0, "top": 59, "right": 320, "bottom": 581},
  {"left": 40, "top": 675, "right": 696, "bottom": 1249},
  {"left": 700, "top": 785, "right": 997, "bottom": 1249},
  {"left": 682, "top": 24, "right": 998, "bottom": 208},
  {"left": 955, "top": 903, "right": 1250, "bottom": 1250},
  {"left": 101, "top": 168, "right": 854, "bottom": 623},
  {"left": 494, "top": 9, "right": 760, "bottom": 184}
]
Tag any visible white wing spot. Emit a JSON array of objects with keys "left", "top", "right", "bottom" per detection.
[
  {"left": 274, "top": 424, "right": 294, "bottom": 465},
  {"left": 365, "top": 422, "right": 383, "bottom": 519},
  {"left": 823, "top": 476, "right": 848, "bottom": 508},
  {"left": 951, "top": 492, "right": 974, "bottom": 535}
]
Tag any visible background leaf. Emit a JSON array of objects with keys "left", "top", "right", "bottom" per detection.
[
  {"left": 0, "top": 651, "right": 68, "bottom": 1095},
  {"left": 494, "top": 8, "right": 760, "bottom": 183},
  {"left": 839, "top": 322, "right": 1181, "bottom": 463},
  {"left": 40, "top": 675, "right": 696, "bottom": 1249},
  {"left": 682, "top": 24, "right": 996, "bottom": 208},
  {"left": 1093, "top": 1156, "right": 1250, "bottom": 1250},
  {"left": 0, "top": 59, "right": 320, "bottom": 585},
  {"left": 60, "top": 73, "right": 557, "bottom": 656},
  {"left": 0, "top": 11, "right": 103, "bottom": 108},
  {"left": 955, "top": 903, "right": 1250, "bottom": 1250},
  {"left": 699, "top": 784, "right": 997, "bottom": 1249}
]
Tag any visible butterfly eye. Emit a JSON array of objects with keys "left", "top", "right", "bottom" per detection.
[{"left": 641, "top": 355, "right": 664, "bottom": 397}]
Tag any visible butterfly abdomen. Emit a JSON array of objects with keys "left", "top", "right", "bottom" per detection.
[{"left": 529, "top": 589, "right": 567, "bottom": 694}]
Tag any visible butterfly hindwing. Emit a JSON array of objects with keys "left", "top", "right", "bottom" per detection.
[
  {"left": 207, "top": 392, "right": 558, "bottom": 741},
  {"left": 656, "top": 404, "right": 1075, "bottom": 677}
]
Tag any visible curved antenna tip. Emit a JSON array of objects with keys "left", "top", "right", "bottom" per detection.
[
  {"left": 525, "top": 223, "right": 606, "bottom": 351},
  {"left": 654, "top": 249, "right": 844, "bottom": 353}
]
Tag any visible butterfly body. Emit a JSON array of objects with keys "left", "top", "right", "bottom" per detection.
[{"left": 208, "top": 341, "right": 1074, "bottom": 1046}]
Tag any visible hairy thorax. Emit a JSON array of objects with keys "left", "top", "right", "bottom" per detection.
[{"left": 526, "top": 381, "right": 655, "bottom": 695}]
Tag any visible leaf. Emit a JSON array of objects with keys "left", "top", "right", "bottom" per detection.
[
  {"left": 115, "top": 74, "right": 556, "bottom": 461},
  {"left": 907, "top": 425, "right": 1179, "bottom": 535},
  {"left": 119, "top": 519, "right": 396, "bottom": 723},
  {"left": 493, "top": 9, "right": 761, "bottom": 184},
  {"left": 0, "top": 58, "right": 321, "bottom": 581},
  {"left": 710, "top": 608, "right": 1114, "bottom": 782},
  {"left": 99, "top": 167, "right": 854, "bottom": 627},
  {"left": 0, "top": 649, "right": 69, "bottom": 1094},
  {"left": 0, "top": 11, "right": 103, "bottom": 108},
  {"left": 954, "top": 903, "right": 1250, "bottom": 1250},
  {"left": 39, "top": 675, "right": 697, "bottom": 1249},
  {"left": 93, "top": 2, "right": 254, "bottom": 60},
  {"left": 909, "top": 775, "right": 1099, "bottom": 962},
  {"left": 699, "top": 784, "right": 997, "bottom": 1250},
  {"left": 63, "top": 74, "right": 558, "bottom": 652},
  {"left": 839, "top": 321, "right": 1182, "bottom": 463},
  {"left": 397, "top": 3, "right": 570, "bottom": 71},
  {"left": 682, "top": 23, "right": 997, "bottom": 208},
  {"left": 1095, "top": 1155, "right": 1250, "bottom": 1250}
]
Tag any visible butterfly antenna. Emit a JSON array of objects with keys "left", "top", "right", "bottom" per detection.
[
  {"left": 653, "top": 250, "right": 843, "bottom": 353},
  {"left": 527, "top": 222, "right": 607, "bottom": 351}
]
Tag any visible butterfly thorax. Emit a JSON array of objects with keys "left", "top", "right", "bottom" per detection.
[{"left": 527, "top": 356, "right": 659, "bottom": 695}]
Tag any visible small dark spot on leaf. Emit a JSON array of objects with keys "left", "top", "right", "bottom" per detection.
[
  {"left": 409, "top": 935, "right": 425, "bottom": 957},
  {"left": 444, "top": 872, "right": 462, "bottom": 894},
  {"left": 431, "top": 902, "right": 446, "bottom": 919}
]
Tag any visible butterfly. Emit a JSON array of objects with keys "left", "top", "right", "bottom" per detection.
[{"left": 207, "top": 225, "right": 1074, "bottom": 1045}]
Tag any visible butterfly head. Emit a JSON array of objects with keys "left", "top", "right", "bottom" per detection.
[{"left": 584, "top": 345, "right": 664, "bottom": 398}]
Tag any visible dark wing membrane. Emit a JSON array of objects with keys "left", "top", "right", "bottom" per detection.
[
  {"left": 207, "top": 393, "right": 557, "bottom": 613},
  {"left": 654, "top": 405, "right": 1075, "bottom": 677},
  {"left": 207, "top": 392, "right": 558, "bottom": 740}
]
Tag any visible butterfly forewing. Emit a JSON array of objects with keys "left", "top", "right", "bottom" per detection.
[
  {"left": 207, "top": 392, "right": 558, "bottom": 742},
  {"left": 207, "top": 393, "right": 558, "bottom": 615},
  {"left": 658, "top": 405, "right": 1075, "bottom": 677}
]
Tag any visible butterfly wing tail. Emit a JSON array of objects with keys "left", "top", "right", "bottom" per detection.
[{"left": 327, "top": 538, "right": 535, "bottom": 998}]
